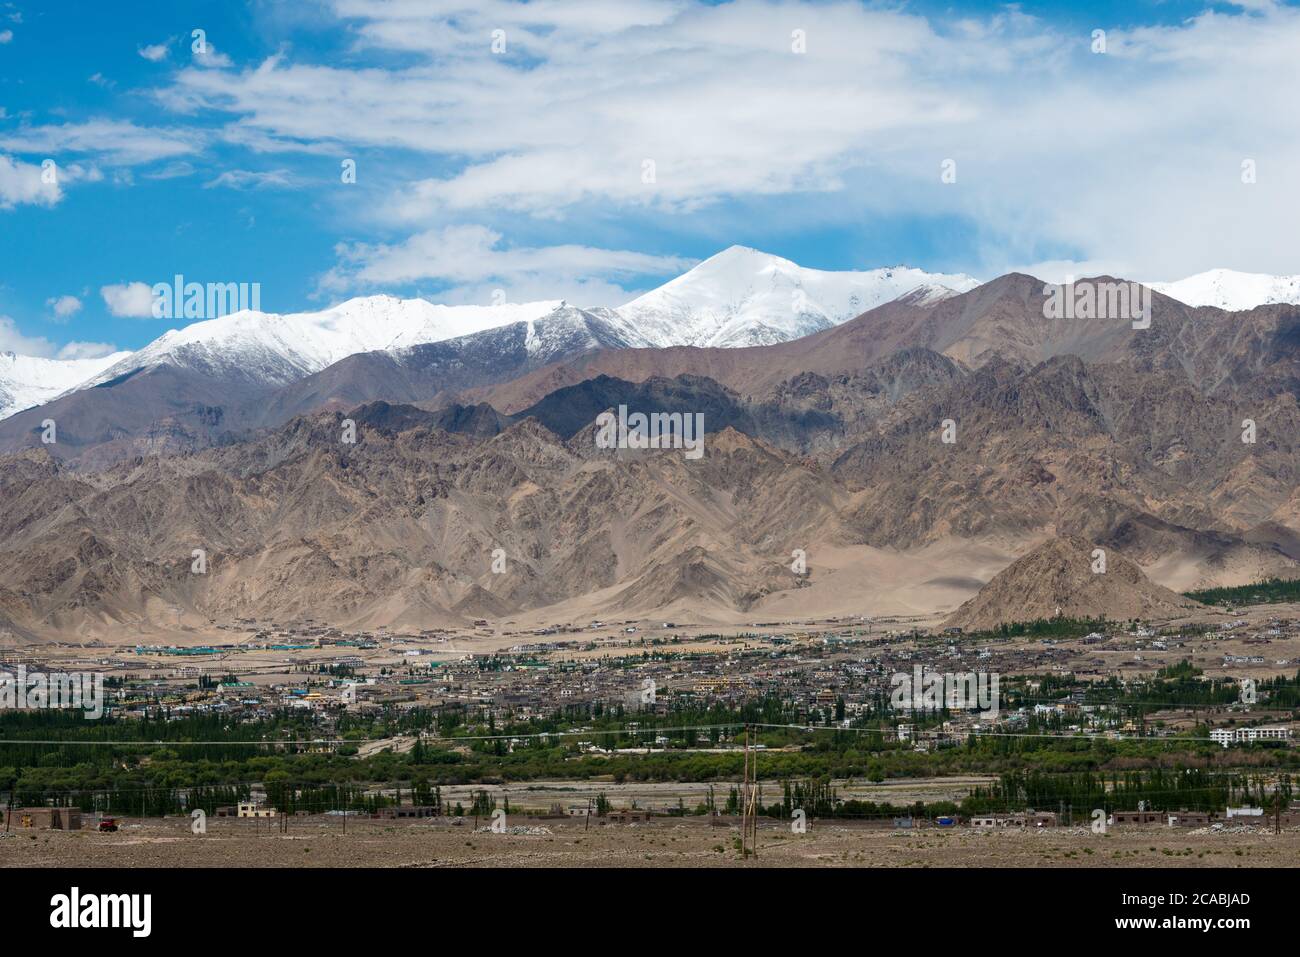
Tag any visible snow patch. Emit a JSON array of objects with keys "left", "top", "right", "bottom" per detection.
[{"left": 1149, "top": 268, "right": 1300, "bottom": 311}]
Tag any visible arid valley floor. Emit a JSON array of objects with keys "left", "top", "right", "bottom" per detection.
[{"left": 5, "top": 815, "right": 1298, "bottom": 869}]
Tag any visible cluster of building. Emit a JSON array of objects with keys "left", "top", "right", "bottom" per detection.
[{"left": 7, "top": 611, "right": 1300, "bottom": 757}]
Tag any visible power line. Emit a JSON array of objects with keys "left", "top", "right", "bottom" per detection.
[{"left": 0, "top": 722, "right": 748, "bottom": 747}]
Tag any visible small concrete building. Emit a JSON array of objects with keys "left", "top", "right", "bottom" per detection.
[
  {"left": 1112, "top": 810, "right": 1162, "bottom": 825},
  {"left": 376, "top": 806, "right": 437, "bottom": 819},
  {"left": 5, "top": 807, "right": 82, "bottom": 830},
  {"left": 1167, "top": 810, "right": 1213, "bottom": 827},
  {"left": 604, "top": 809, "right": 650, "bottom": 824}
]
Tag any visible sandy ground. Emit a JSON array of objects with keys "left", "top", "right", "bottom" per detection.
[
  {"left": 4, "top": 816, "right": 1298, "bottom": 868},
  {"left": 8, "top": 522, "right": 1296, "bottom": 646},
  {"left": 514, "top": 537, "right": 1016, "bottom": 629},
  {"left": 428, "top": 775, "right": 995, "bottom": 809}
]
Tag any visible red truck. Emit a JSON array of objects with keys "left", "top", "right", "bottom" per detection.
[{"left": 97, "top": 817, "right": 119, "bottom": 832}]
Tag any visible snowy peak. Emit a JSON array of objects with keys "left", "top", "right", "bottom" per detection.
[
  {"left": 82, "top": 295, "right": 564, "bottom": 390},
  {"left": 1149, "top": 268, "right": 1300, "bottom": 311},
  {"left": 616, "top": 245, "right": 981, "bottom": 348},
  {"left": 0, "top": 350, "right": 133, "bottom": 420},
  {"left": 891, "top": 282, "right": 966, "bottom": 307},
  {"left": 6, "top": 249, "right": 982, "bottom": 420},
  {"left": 513, "top": 303, "right": 655, "bottom": 362}
]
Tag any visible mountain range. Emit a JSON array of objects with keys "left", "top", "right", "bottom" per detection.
[
  {"left": 6, "top": 251, "right": 1300, "bottom": 431},
  {"left": 3, "top": 250, "right": 1300, "bottom": 639}
]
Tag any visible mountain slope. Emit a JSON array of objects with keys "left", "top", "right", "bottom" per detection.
[
  {"left": 0, "top": 247, "right": 979, "bottom": 442},
  {"left": 250, "top": 304, "right": 653, "bottom": 428},
  {"left": 2, "top": 353, "right": 1298, "bottom": 637},
  {"left": 943, "top": 535, "right": 1199, "bottom": 629},
  {"left": 16, "top": 247, "right": 974, "bottom": 421},
  {"left": 478, "top": 272, "right": 1300, "bottom": 413},
  {"left": 0, "top": 416, "right": 845, "bottom": 636},
  {"left": 0, "top": 363, "right": 270, "bottom": 468},
  {"left": 0, "top": 303, "right": 648, "bottom": 463},
  {"left": 13, "top": 269, "right": 1300, "bottom": 471}
]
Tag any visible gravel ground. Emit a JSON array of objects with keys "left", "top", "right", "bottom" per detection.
[{"left": 3, "top": 816, "right": 1299, "bottom": 867}]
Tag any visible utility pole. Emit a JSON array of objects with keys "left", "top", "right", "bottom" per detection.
[
  {"left": 743, "top": 728, "right": 754, "bottom": 858},
  {"left": 740, "top": 725, "right": 758, "bottom": 859}
]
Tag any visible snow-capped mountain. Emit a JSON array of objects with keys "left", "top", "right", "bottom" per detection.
[
  {"left": 616, "top": 245, "right": 981, "bottom": 348},
  {"left": 519, "top": 304, "right": 653, "bottom": 357},
  {"left": 1149, "top": 269, "right": 1300, "bottom": 311},
  {"left": 80, "top": 295, "right": 564, "bottom": 391},
  {"left": 0, "top": 350, "right": 133, "bottom": 419},
  {"left": 8, "top": 248, "right": 982, "bottom": 422},
  {"left": 247, "top": 302, "right": 656, "bottom": 428}
]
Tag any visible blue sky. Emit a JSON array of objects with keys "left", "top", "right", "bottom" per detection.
[{"left": 0, "top": 0, "right": 1296, "bottom": 357}]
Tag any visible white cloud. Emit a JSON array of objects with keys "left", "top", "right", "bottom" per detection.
[
  {"left": 139, "top": 42, "right": 170, "bottom": 62},
  {"left": 0, "top": 29, "right": 12, "bottom": 44},
  {"left": 0, "top": 317, "right": 115, "bottom": 360},
  {"left": 0, "top": 120, "right": 200, "bottom": 165},
  {"left": 45, "top": 294, "right": 82, "bottom": 320},
  {"left": 143, "top": 160, "right": 195, "bottom": 180},
  {"left": 150, "top": 0, "right": 1300, "bottom": 279},
  {"left": 56, "top": 340, "right": 119, "bottom": 360},
  {"left": 0, "top": 154, "right": 61, "bottom": 209},
  {"left": 100, "top": 281, "right": 155, "bottom": 318},
  {"left": 0, "top": 316, "right": 55, "bottom": 355},
  {"left": 203, "top": 168, "right": 291, "bottom": 190},
  {"left": 323, "top": 224, "right": 689, "bottom": 305},
  {"left": 193, "top": 40, "right": 233, "bottom": 69}
]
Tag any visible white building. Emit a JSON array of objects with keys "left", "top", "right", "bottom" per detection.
[
  {"left": 1211, "top": 726, "right": 1291, "bottom": 748},
  {"left": 1239, "top": 726, "right": 1290, "bottom": 742}
]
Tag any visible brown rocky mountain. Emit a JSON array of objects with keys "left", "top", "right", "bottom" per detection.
[
  {"left": 1, "top": 366, "right": 1295, "bottom": 640},
  {"left": 11, "top": 272, "right": 1296, "bottom": 469},
  {"left": 2, "top": 271, "right": 1299, "bottom": 638},
  {"left": 0, "top": 303, "right": 642, "bottom": 466},
  {"left": 943, "top": 535, "right": 1200, "bottom": 630},
  {"left": 475, "top": 274, "right": 1300, "bottom": 412},
  {"left": 828, "top": 355, "right": 1300, "bottom": 549},
  {"left": 0, "top": 413, "right": 851, "bottom": 638},
  {"left": 0, "top": 364, "right": 266, "bottom": 470}
]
